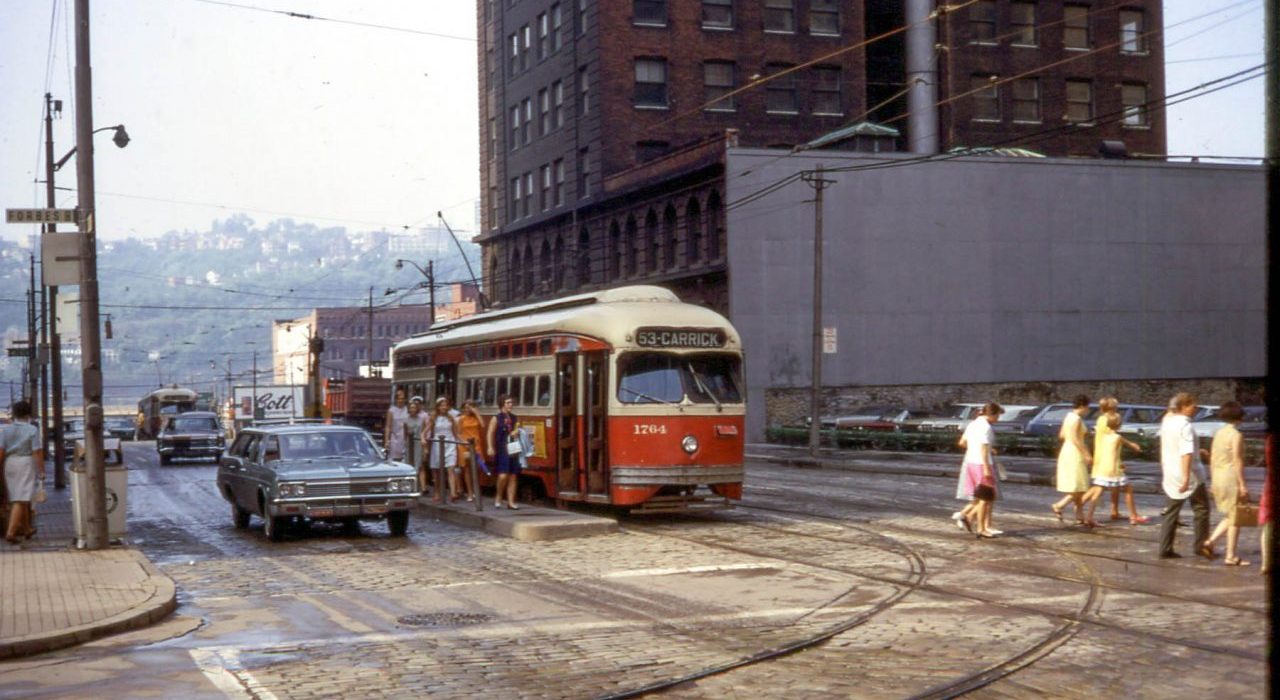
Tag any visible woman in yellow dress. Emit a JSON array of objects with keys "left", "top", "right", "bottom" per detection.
[
  {"left": 1081, "top": 399, "right": 1141, "bottom": 527},
  {"left": 1205, "top": 402, "right": 1250, "bottom": 566},
  {"left": 1051, "top": 395, "right": 1093, "bottom": 524}
]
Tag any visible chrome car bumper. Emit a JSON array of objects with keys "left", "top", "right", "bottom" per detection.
[{"left": 269, "top": 494, "right": 420, "bottom": 519}]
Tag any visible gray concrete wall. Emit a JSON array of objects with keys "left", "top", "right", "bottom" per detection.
[{"left": 725, "top": 149, "right": 1266, "bottom": 440}]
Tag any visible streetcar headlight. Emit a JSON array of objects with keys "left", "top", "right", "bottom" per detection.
[{"left": 681, "top": 436, "right": 699, "bottom": 454}]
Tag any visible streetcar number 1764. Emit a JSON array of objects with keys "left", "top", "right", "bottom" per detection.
[{"left": 634, "top": 424, "right": 668, "bottom": 435}]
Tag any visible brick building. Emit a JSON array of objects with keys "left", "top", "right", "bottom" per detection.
[{"left": 476, "top": 1, "right": 1165, "bottom": 311}]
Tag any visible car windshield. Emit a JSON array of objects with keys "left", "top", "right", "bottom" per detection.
[
  {"left": 1125, "top": 408, "right": 1164, "bottom": 423},
  {"left": 276, "top": 431, "right": 381, "bottom": 460},
  {"left": 65, "top": 420, "right": 84, "bottom": 433},
  {"left": 946, "top": 405, "right": 977, "bottom": 419},
  {"left": 169, "top": 416, "right": 218, "bottom": 432},
  {"left": 106, "top": 417, "right": 132, "bottom": 428},
  {"left": 617, "top": 352, "right": 742, "bottom": 405}
]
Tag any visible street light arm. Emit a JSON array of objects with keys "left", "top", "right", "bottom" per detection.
[{"left": 52, "top": 124, "right": 129, "bottom": 171}]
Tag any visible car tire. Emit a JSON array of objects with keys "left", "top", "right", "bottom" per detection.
[
  {"left": 341, "top": 518, "right": 361, "bottom": 535},
  {"left": 264, "top": 511, "right": 286, "bottom": 541},
  {"left": 387, "top": 511, "right": 409, "bottom": 537},
  {"left": 159, "top": 453, "right": 171, "bottom": 466},
  {"left": 232, "top": 500, "right": 251, "bottom": 529}
]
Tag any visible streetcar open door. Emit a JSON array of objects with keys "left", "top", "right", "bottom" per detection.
[
  {"left": 435, "top": 364, "right": 457, "bottom": 405},
  {"left": 554, "top": 351, "right": 608, "bottom": 501}
]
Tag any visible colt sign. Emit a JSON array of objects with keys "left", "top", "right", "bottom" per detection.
[{"left": 233, "top": 385, "right": 306, "bottom": 421}]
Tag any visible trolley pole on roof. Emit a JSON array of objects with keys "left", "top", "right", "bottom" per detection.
[{"left": 802, "top": 165, "right": 835, "bottom": 458}]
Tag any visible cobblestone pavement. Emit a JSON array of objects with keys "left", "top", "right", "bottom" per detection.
[{"left": 0, "top": 444, "right": 1266, "bottom": 699}]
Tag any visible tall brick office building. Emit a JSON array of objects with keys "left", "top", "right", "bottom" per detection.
[{"left": 476, "top": 1, "right": 1165, "bottom": 311}]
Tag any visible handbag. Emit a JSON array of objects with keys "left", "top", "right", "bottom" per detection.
[
  {"left": 34, "top": 486, "right": 47, "bottom": 504},
  {"left": 506, "top": 432, "right": 524, "bottom": 456},
  {"left": 1233, "top": 497, "right": 1259, "bottom": 528}
]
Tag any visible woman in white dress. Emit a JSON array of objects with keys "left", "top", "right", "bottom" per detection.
[
  {"left": 425, "top": 397, "right": 461, "bottom": 501},
  {"left": 2, "top": 401, "right": 44, "bottom": 544},
  {"left": 383, "top": 388, "right": 409, "bottom": 461}
]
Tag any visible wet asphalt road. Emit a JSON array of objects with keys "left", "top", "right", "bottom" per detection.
[{"left": 0, "top": 441, "right": 1267, "bottom": 699}]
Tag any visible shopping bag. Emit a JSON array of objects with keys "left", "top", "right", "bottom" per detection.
[
  {"left": 1233, "top": 499, "right": 1259, "bottom": 528},
  {"left": 506, "top": 438, "right": 524, "bottom": 456},
  {"left": 33, "top": 486, "right": 47, "bottom": 504}
]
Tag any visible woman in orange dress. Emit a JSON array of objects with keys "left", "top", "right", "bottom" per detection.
[{"left": 456, "top": 400, "right": 486, "bottom": 503}]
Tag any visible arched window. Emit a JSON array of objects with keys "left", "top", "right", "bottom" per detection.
[
  {"left": 509, "top": 247, "right": 523, "bottom": 300},
  {"left": 609, "top": 220, "right": 622, "bottom": 280},
  {"left": 644, "top": 208, "right": 659, "bottom": 274},
  {"left": 686, "top": 196, "right": 702, "bottom": 266},
  {"left": 624, "top": 214, "right": 639, "bottom": 277},
  {"left": 553, "top": 235, "right": 566, "bottom": 290},
  {"left": 577, "top": 226, "right": 591, "bottom": 287},
  {"left": 707, "top": 189, "right": 723, "bottom": 261},
  {"left": 662, "top": 203, "right": 677, "bottom": 269},
  {"left": 523, "top": 242, "right": 535, "bottom": 296},
  {"left": 540, "top": 239, "right": 553, "bottom": 292},
  {"left": 486, "top": 253, "right": 500, "bottom": 303}
]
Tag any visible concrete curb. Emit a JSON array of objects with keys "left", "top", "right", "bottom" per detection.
[
  {"left": 418, "top": 499, "right": 617, "bottom": 542},
  {"left": 0, "top": 549, "right": 178, "bottom": 660},
  {"left": 749, "top": 453, "right": 1164, "bottom": 495}
]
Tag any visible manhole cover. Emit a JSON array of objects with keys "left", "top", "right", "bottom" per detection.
[{"left": 397, "top": 612, "right": 493, "bottom": 627}]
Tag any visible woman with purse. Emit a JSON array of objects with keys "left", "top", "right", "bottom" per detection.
[
  {"left": 1205, "top": 402, "right": 1251, "bottom": 565},
  {"left": 2, "top": 400, "right": 44, "bottom": 545},
  {"left": 956, "top": 403, "right": 1002, "bottom": 538},
  {"left": 486, "top": 395, "right": 521, "bottom": 510}
]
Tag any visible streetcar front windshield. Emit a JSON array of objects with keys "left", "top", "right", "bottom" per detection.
[{"left": 617, "top": 352, "right": 742, "bottom": 405}]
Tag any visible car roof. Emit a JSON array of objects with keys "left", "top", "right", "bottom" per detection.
[
  {"left": 241, "top": 424, "right": 367, "bottom": 435},
  {"left": 170, "top": 411, "right": 219, "bottom": 418}
]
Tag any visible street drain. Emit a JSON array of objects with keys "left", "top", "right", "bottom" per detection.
[{"left": 397, "top": 612, "right": 493, "bottom": 627}]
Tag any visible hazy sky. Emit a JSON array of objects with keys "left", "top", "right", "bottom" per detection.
[{"left": 0, "top": 1, "right": 1266, "bottom": 243}]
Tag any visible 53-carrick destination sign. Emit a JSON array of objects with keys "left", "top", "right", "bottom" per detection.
[{"left": 635, "top": 327, "right": 727, "bottom": 349}]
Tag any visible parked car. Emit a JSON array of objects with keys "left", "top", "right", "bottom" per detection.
[
  {"left": 833, "top": 406, "right": 914, "bottom": 431},
  {"left": 105, "top": 415, "right": 137, "bottom": 441},
  {"left": 61, "top": 418, "right": 124, "bottom": 464},
  {"left": 1114, "top": 405, "right": 1171, "bottom": 438},
  {"left": 216, "top": 424, "right": 420, "bottom": 541},
  {"left": 992, "top": 405, "right": 1044, "bottom": 435},
  {"left": 1191, "top": 405, "right": 1267, "bottom": 440},
  {"left": 907, "top": 403, "right": 1039, "bottom": 433},
  {"left": 1023, "top": 403, "right": 1101, "bottom": 437},
  {"left": 157, "top": 411, "right": 225, "bottom": 465}
]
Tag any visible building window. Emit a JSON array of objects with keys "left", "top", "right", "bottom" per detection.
[
  {"left": 764, "top": 64, "right": 798, "bottom": 114},
  {"left": 634, "top": 0, "right": 666, "bottom": 26},
  {"left": 510, "top": 105, "right": 520, "bottom": 149},
  {"left": 703, "top": 61, "right": 736, "bottom": 111},
  {"left": 624, "top": 216, "right": 639, "bottom": 276},
  {"left": 577, "top": 0, "right": 588, "bottom": 35},
  {"left": 522, "top": 98, "right": 532, "bottom": 144},
  {"left": 579, "top": 66, "right": 590, "bottom": 115},
  {"left": 609, "top": 221, "right": 621, "bottom": 278},
  {"left": 540, "top": 165, "right": 551, "bottom": 211},
  {"left": 1011, "top": 78, "right": 1039, "bottom": 122},
  {"left": 488, "top": 116, "right": 497, "bottom": 157},
  {"left": 970, "top": 75, "right": 999, "bottom": 121},
  {"left": 508, "top": 33, "right": 519, "bottom": 74},
  {"left": 539, "top": 88, "right": 550, "bottom": 136},
  {"left": 521, "top": 24, "right": 531, "bottom": 70},
  {"left": 489, "top": 185, "right": 499, "bottom": 229},
  {"left": 1121, "top": 83, "right": 1148, "bottom": 126},
  {"left": 970, "top": 0, "right": 996, "bottom": 44},
  {"left": 577, "top": 227, "right": 591, "bottom": 286},
  {"left": 634, "top": 58, "right": 668, "bottom": 108},
  {"left": 510, "top": 176, "right": 520, "bottom": 220},
  {"left": 578, "top": 147, "right": 591, "bottom": 198},
  {"left": 1064, "top": 5, "right": 1089, "bottom": 49},
  {"left": 537, "top": 13, "right": 548, "bottom": 60},
  {"left": 551, "top": 3, "right": 564, "bottom": 51},
  {"left": 702, "top": 0, "right": 732, "bottom": 29},
  {"left": 1010, "top": 2, "right": 1036, "bottom": 46},
  {"left": 523, "top": 172, "right": 533, "bottom": 217},
  {"left": 812, "top": 66, "right": 842, "bottom": 115},
  {"left": 554, "top": 159, "right": 565, "bottom": 206},
  {"left": 662, "top": 204, "right": 677, "bottom": 269},
  {"left": 685, "top": 196, "right": 702, "bottom": 265},
  {"left": 645, "top": 210, "right": 659, "bottom": 273},
  {"left": 553, "top": 80, "right": 565, "bottom": 128},
  {"left": 1065, "top": 79, "right": 1093, "bottom": 123},
  {"left": 764, "top": 0, "right": 795, "bottom": 33},
  {"left": 810, "top": 0, "right": 839, "bottom": 36},
  {"left": 1120, "top": 9, "right": 1146, "bottom": 54}
]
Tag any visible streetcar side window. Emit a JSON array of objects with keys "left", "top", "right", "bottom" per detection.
[
  {"left": 523, "top": 376, "right": 536, "bottom": 405},
  {"left": 511, "top": 376, "right": 524, "bottom": 406},
  {"left": 537, "top": 375, "right": 552, "bottom": 406},
  {"left": 497, "top": 377, "right": 509, "bottom": 401},
  {"left": 484, "top": 378, "right": 496, "bottom": 405}
]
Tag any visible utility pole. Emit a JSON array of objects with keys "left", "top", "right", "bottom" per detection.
[
  {"left": 427, "top": 260, "right": 436, "bottom": 328},
  {"left": 44, "top": 92, "right": 67, "bottom": 489},
  {"left": 1263, "top": 0, "right": 1278, "bottom": 683},
  {"left": 251, "top": 350, "right": 258, "bottom": 420},
  {"left": 802, "top": 165, "right": 835, "bottom": 458},
  {"left": 27, "top": 255, "right": 37, "bottom": 404},
  {"left": 74, "top": 0, "right": 108, "bottom": 548},
  {"left": 367, "top": 286, "right": 374, "bottom": 377}
]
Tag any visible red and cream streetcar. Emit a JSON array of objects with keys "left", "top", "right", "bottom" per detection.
[{"left": 390, "top": 286, "right": 744, "bottom": 511}]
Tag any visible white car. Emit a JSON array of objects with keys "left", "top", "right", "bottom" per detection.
[
  {"left": 1191, "top": 406, "right": 1266, "bottom": 440},
  {"left": 908, "top": 403, "right": 1037, "bottom": 433}
]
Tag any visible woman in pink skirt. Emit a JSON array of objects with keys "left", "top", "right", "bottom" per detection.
[{"left": 957, "top": 403, "right": 1003, "bottom": 538}]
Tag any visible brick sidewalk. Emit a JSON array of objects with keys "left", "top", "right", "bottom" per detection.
[{"left": 0, "top": 478, "right": 176, "bottom": 659}]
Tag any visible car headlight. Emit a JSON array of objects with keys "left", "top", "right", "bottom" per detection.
[
  {"left": 388, "top": 479, "right": 402, "bottom": 493},
  {"left": 681, "top": 435, "right": 699, "bottom": 454},
  {"left": 280, "top": 483, "right": 306, "bottom": 497}
]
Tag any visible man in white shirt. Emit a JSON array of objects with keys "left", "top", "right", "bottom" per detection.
[{"left": 1157, "top": 393, "right": 1212, "bottom": 559}]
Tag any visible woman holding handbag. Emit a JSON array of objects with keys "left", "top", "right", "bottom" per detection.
[
  {"left": 425, "top": 397, "right": 461, "bottom": 501},
  {"left": 486, "top": 395, "right": 521, "bottom": 509},
  {"left": 2, "top": 400, "right": 44, "bottom": 545},
  {"left": 1205, "top": 402, "right": 1251, "bottom": 565}
]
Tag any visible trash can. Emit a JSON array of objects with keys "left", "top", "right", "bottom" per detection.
[{"left": 70, "top": 440, "right": 128, "bottom": 545}]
